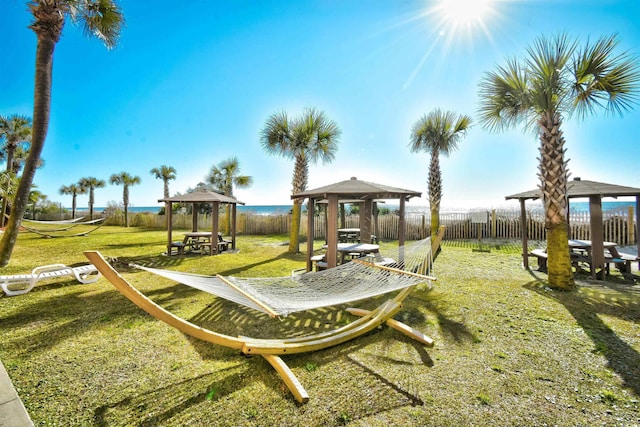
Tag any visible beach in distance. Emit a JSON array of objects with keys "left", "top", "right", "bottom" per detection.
[{"left": 71, "top": 200, "right": 637, "bottom": 216}]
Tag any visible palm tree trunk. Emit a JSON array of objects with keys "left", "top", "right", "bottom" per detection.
[
  {"left": 124, "top": 186, "right": 129, "bottom": 227},
  {"left": 89, "top": 189, "right": 95, "bottom": 220},
  {"left": 539, "top": 113, "right": 574, "bottom": 290},
  {"left": 289, "top": 201, "right": 302, "bottom": 253},
  {"left": 163, "top": 180, "right": 169, "bottom": 199},
  {"left": 0, "top": 37, "right": 55, "bottom": 266},
  {"left": 428, "top": 150, "right": 442, "bottom": 238},
  {"left": 289, "top": 155, "right": 308, "bottom": 253}
]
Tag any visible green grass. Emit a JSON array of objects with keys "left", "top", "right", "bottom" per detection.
[{"left": 1, "top": 227, "right": 639, "bottom": 426}]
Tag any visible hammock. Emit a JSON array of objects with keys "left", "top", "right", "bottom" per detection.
[
  {"left": 22, "top": 217, "right": 105, "bottom": 237},
  {"left": 132, "top": 239, "right": 433, "bottom": 318},
  {"left": 84, "top": 237, "right": 436, "bottom": 403}
]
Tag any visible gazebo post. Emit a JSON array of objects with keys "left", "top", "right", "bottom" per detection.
[
  {"left": 231, "top": 203, "right": 237, "bottom": 250},
  {"left": 212, "top": 202, "right": 219, "bottom": 255},
  {"left": 327, "top": 194, "right": 339, "bottom": 268},
  {"left": 306, "top": 198, "right": 315, "bottom": 272},
  {"left": 373, "top": 202, "right": 379, "bottom": 243},
  {"left": 192, "top": 203, "right": 198, "bottom": 232},
  {"left": 635, "top": 196, "right": 640, "bottom": 257},
  {"left": 519, "top": 198, "right": 529, "bottom": 269},
  {"left": 399, "top": 197, "right": 406, "bottom": 247},
  {"left": 589, "top": 196, "right": 604, "bottom": 279},
  {"left": 166, "top": 201, "right": 173, "bottom": 255},
  {"left": 360, "top": 199, "right": 373, "bottom": 243}
]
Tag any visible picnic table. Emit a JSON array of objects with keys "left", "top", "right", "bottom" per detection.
[
  {"left": 183, "top": 232, "right": 214, "bottom": 255},
  {"left": 530, "top": 240, "right": 638, "bottom": 277},
  {"left": 337, "top": 228, "right": 378, "bottom": 244},
  {"left": 336, "top": 242, "right": 381, "bottom": 264}
]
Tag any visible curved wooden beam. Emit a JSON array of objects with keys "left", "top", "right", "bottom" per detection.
[{"left": 84, "top": 251, "right": 245, "bottom": 350}]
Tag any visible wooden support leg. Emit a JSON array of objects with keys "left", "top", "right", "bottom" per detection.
[
  {"left": 262, "top": 354, "right": 309, "bottom": 404},
  {"left": 346, "top": 307, "right": 434, "bottom": 347}
]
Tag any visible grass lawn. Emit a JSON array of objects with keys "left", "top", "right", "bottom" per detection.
[{"left": 1, "top": 226, "right": 639, "bottom": 426}]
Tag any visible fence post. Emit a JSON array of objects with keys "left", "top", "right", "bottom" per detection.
[{"left": 491, "top": 209, "right": 496, "bottom": 238}]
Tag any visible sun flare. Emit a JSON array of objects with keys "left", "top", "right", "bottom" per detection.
[
  {"left": 432, "top": 0, "right": 496, "bottom": 34},
  {"left": 437, "top": 0, "right": 493, "bottom": 25}
]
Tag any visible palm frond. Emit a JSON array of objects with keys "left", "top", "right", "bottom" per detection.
[
  {"left": 571, "top": 34, "right": 640, "bottom": 119},
  {"left": 477, "top": 58, "right": 532, "bottom": 132},
  {"left": 409, "top": 109, "right": 471, "bottom": 157},
  {"left": 75, "top": 0, "right": 124, "bottom": 49}
]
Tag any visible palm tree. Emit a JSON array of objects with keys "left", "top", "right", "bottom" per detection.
[
  {"left": 260, "top": 107, "right": 341, "bottom": 253},
  {"left": 409, "top": 109, "right": 472, "bottom": 240},
  {"left": 10, "top": 143, "right": 44, "bottom": 175},
  {"left": 110, "top": 172, "right": 141, "bottom": 227},
  {"left": 0, "top": 115, "right": 32, "bottom": 227},
  {"left": 150, "top": 165, "right": 177, "bottom": 199},
  {"left": 207, "top": 157, "right": 253, "bottom": 234},
  {"left": 478, "top": 33, "right": 640, "bottom": 290},
  {"left": 78, "top": 177, "right": 106, "bottom": 221},
  {"left": 59, "top": 183, "right": 86, "bottom": 219},
  {"left": 0, "top": 115, "right": 32, "bottom": 174},
  {"left": 0, "top": 1, "right": 124, "bottom": 266},
  {"left": 28, "top": 190, "right": 45, "bottom": 220}
]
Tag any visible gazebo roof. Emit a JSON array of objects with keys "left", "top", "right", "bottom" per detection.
[
  {"left": 505, "top": 178, "right": 640, "bottom": 201},
  {"left": 292, "top": 177, "right": 421, "bottom": 200},
  {"left": 159, "top": 191, "right": 244, "bottom": 204}
]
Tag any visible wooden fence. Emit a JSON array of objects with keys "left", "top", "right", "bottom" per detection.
[{"left": 112, "top": 206, "right": 637, "bottom": 244}]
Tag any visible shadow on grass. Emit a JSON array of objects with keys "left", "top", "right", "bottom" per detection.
[
  {"left": 0, "top": 286, "right": 153, "bottom": 357},
  {"left": 524, "top": 280, "right": 640, "bottom": 398},
  {"left": 93, "top": 365, "right": 251, "bottom": 426}
]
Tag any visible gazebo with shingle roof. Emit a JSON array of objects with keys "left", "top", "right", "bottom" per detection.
[
  {"left": 159, "top": 191, "right": 244, "bottom": 255},
  {"left": 506, "top": 177, "right": 640, "bottom": 275},
  {"left": 293, "top": 177, "right": 422, "bottom": 271}
]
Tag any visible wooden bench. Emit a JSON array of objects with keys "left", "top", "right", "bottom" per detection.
[
  {"left": 607, "top": 253, "right": 638, "bottom": 274},
  {"left": 529, "top": 249, "right": 548, "bottom": 272},
  {"left": 169, "top": 241, "right": 185, "bottom": 256},
  {"left": 217, "top": 233, "right": 232, "bottom": 252},
  {"left": 310, "top": 254, "right": 327, "bottom": 271}
]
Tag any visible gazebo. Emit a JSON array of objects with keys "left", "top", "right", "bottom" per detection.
[
  {"left": 506, "top": 177, "right": 640, "bottom": 274},
  {"left": 293, "top": 177, "right": 422, "bottom": 271},
  {"left": 159, "top": 191, "right": 244, "bottom": 255}
]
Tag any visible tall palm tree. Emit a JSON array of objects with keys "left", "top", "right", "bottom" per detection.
[
  {"left": 110, "top": 172, "right": 141, "bottom": 227},
  {"left": 59, "top": 183, "right": 86, "bottom": 219},
  {"left": 478, "top": 33, "right": 640, "bottom": 290},
  {"left": 0, "top": 1, "right": 124, "bottom": 266},
  {"left": 261, "top": 107, "right": 341, "bottom": 253},
  {"left": 78, "top": 177, "right": 106, "bottom": 221},
  {"left": 0, "top": 115, "right": 32, "bottom": 227},
  {"left": 207, "top": 157, "right": 253, "bottom": 234},
  {"left": 150, "top": 165, "right": 177, "bottom": 199},
  {"left": 409, "top": 109, "right": 472, "bottom": 239}
]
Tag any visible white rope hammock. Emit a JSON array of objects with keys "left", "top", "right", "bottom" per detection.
[
  {"left": 22, "top": 217, "right": 105, "bottom": 237},
  {"left": 132, "top": 237, "right": 434, "bottom": 318}
]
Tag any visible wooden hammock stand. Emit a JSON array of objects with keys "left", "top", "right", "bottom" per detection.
[{"left": 84, "top": 251, "right": 435, "bottom": 404}]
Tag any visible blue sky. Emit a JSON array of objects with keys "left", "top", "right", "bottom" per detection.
[{"left": 2, "top": 0, "right": 639, "bottom": 211}]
